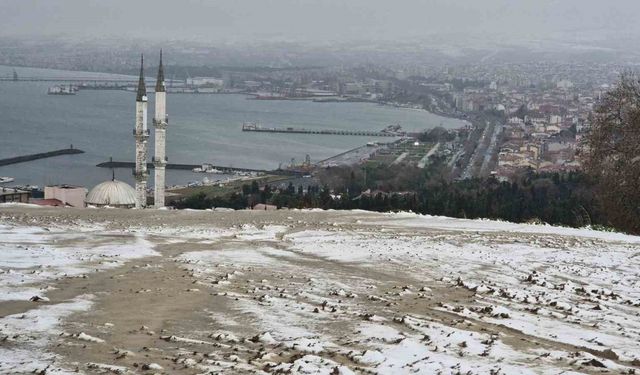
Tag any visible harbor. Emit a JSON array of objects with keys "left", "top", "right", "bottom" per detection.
[{"left": 0, "top": 64, "right": 467, "bottom": 189}]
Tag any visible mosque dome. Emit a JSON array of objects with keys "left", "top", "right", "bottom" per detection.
[{"left": 86, "top": 179, "right": 137, "bottom": 208}]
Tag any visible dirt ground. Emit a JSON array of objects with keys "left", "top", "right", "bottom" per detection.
[{"left": 0, "top": 206, "right": 638, "bottom": 374}]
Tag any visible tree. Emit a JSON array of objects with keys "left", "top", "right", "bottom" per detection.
[
  {"left": 584, "top": 73, "right": 640, "bottom": 234},
  {"left": 250, "top": 180, "right": 260, "bottom": 194},
  {"left": 286, "top": 182, "right": 296, "bottom": 195}
]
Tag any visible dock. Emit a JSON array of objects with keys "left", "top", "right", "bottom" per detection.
[
  {"left": 0, "top": 77, "right": 142, "bottom": 84},
  {"left": 0, "top": 147, "right": 84, "bottom": 167},
  {"left": 242, "top": 123, "right": 406, "bottom": 137},
  {"left": 96, "top": 161, "right": 299, "bottom": 176}
]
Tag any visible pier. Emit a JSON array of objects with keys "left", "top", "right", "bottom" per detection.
[
  {"left": 0, "top": 75, "right": 166, "bottom": 84},
  {"left": 1, "top": 75, "right": 182, "bottom": 87},
  {"left": 0, "top": 147, "right": 84, "bottom": 167},
  {"left": 96, "top": 161, "right": 299, "bottom": 176},
  {"left": 0, "top": 77, "right": 143, "bottom": 83},
  {"left": 242, "top": 123, "right": 406, "bottom": 137}
]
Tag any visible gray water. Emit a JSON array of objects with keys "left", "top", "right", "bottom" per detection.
[{"left": 0, "top": 65, "right": 466, "bottom": 189}]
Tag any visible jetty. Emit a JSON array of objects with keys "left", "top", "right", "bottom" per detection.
[
  {"left": 96, "top": 161, "right": 299, "bottom": 176},
  {"left": 242, "top": 123, "right": 407, "bottom": 137},
  {"left": 0, "top": 147, "right": 84, "bottom": 167},
  {"left": 0, "top": 76, "right": 150, "bottom": 84}
]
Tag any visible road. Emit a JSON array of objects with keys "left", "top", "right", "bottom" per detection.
[
  {"left": 460, "top": 121, "right": 495, "bottom": 179},
  {"left": 417, "top": 142, "right": 441, "bottom": 169},
  {"left": 479, "top": 123, "right": 503, "bottom": 177}
]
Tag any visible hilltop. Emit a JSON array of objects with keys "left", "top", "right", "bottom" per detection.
[{"left": 0, "top": 205, "right": 639, "bottom": 374}]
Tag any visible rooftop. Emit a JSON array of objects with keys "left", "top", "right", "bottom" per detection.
[{"left": 86, "top": 180, "right": 137, "bottom": 208}]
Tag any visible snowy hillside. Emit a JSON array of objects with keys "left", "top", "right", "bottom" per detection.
[{"left": 0, "top": 206, "right": 638, "bottom": 374}]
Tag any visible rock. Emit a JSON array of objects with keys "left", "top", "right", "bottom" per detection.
[
  {"left": 141, "top": 363, "right": 163, "bottom": 370},
  {"left": 114, "top": 349, "right": 135, "bottom": 359},
  {"left": 600, "top": 348, "right": 619, "bottom": 360},
  {"left": 351, "top": 350, "right": 386, "bottom": 365},
  {"left": 330, "top": 289, "right": 348, "bottom": 297},
  {"left": 331, "top": 366, "right": 356, "bottom": 375},
  {"left": 86, "top": 363, "right": 127, "bottom": 374},
  {"left": 75, "top": 332, "right": 105, "bottom": 343},
  {"left": 250, "top": 332, "right": 278, "bottom": 345},
  {"left": 29, "top": 295, "right": 49, "bottom": 302},
  {"left": 583, "top": 358, "right": 606, "bottom": 368}
]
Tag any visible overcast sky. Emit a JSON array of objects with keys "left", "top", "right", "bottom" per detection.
[{"left": 1, "top": 0, "right": 639, "bottom": 43}]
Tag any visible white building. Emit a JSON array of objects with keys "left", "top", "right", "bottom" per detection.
[
  {"left": 186, "top": 77, "right": 224, "bottom": 87},
  {"left": 44, "top": 185, "right": 87, "bottom": 208}
]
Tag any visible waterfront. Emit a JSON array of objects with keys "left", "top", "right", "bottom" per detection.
[{"left": 0, "top": 65, "right": 467, "bottom": 188}]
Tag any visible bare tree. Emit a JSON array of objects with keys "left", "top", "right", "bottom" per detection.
[{"left": 584, "top": 73, "right": 640, "bottom": 233}]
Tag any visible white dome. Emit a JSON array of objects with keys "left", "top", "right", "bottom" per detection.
[{"left": 86, "top": 180, "right": 137, "bottom": 208}]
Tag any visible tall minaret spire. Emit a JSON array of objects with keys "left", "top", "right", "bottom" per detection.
[
  {"left": 136, "top": 54, "right": 147, "bottom": 101},
  {"left": 133, "top": 54, "right": 149, "bottom": 208},
  {"left": 153, "top": 49, "right": 168, "bottom": 208},
  {"left": 155, "top": 49, "right": 165, "bottom": 92}
]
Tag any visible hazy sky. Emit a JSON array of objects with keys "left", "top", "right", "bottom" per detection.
[{"left": 2, "top": 0, "right": 640, "bottom": 43}]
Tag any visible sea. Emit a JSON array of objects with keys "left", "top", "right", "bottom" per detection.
[{"left": 0, "top": 65, "right": 467, "bottom": 189}]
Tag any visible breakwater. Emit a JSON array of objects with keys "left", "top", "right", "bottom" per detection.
[
  {"left": 0, "top": 148, "right": 84, "bottom": 167},
  {"left": 96, "top": 161, "right": 299, "bottom": 176}
]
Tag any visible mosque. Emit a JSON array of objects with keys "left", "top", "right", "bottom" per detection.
[{"left": 85, "top": 52, "right": 168, "bottom": 209}]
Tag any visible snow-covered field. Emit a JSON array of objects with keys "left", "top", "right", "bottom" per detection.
[{"left": 0, "top": 206, "right": 639, "bottom": 374}]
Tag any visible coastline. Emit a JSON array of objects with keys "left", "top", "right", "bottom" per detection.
[{"left": 0, "top": 65, "right": 468, "bottom": 188}]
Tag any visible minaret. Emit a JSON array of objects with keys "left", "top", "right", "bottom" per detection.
[
  {"left": 133, "top": 54, "right": 149, "bottom": 208},
  {"left": 153, "top": 50, "right": 168, "bottom": 208}
]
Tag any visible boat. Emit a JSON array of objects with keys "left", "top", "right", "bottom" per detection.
[
  {"left": 13, "top": 184, "right": 38, "bottom": 190},
  {"left": 192, "top": 164, "right": 223, "bottom": 174},
  {"left": 381, "top": 124, "right": 403, "bottom": 134},
  {"left": 48, "top": 85, "right": 76, "bottom": 95},
  {"left": 0, "top": 177, "right": 15, "bottom": 184}
]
